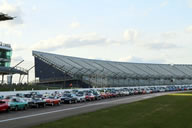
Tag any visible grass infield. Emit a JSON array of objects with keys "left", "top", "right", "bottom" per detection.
[{"left": 31, "top": 93, "right": 192, "bottom": 128}]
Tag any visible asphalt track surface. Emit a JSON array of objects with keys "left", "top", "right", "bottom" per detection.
[{"left": 0, "top": 91, "right": 188, "bottom": 128}]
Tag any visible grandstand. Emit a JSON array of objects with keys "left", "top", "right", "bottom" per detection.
[{"left": 33, "top": 51, "right": 192, "bottom": 88}]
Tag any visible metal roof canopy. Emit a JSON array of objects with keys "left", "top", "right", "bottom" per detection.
[
  {"left": 0, "top": 12, "right": 14, "bottom": 21},
  {"left": 0, "top": 66, "right": 28, "bottom": 75},
  {"left": 32, "top": 51, "right": 192, "bottom": 80}
]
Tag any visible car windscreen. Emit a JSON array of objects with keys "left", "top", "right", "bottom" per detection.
[
  {"left": 63, "top": 94, "right": 71, "bottom": 97},
  {"left": 5, "top": 96, "right": 12, "bottom": 99},
  {"left": 0, "top": 101, "right": 6, "bottom": 104},
  {"left": 33, "top": 98, "right": 40, "bottom": 101},
  {"left": 48, "top": 97, "right": 55, "bottom": 99}
]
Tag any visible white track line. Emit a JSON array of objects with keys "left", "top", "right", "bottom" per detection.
[{"left": 0, "top": 93, "right": 165, "bottom": 123}]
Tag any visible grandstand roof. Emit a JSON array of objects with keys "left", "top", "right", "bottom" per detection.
[
  {"left": 32, "top": 51, "right": 192, "bottom": 79},
  {"left": 0, "top": 66, "right": 28, "bottom": 75}
]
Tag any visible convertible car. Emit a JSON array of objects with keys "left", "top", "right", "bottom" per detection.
[
  {"left": 0, "top": 101, "right": 9, "bottom": 112},
  {"left": 43, "top": 96, "right": 60, "bottom": 106},
  {"left": 9, "top": 97, "right": 28, "bottom": 111}
]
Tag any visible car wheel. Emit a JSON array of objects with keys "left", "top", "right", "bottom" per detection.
[
  {"left": 6, "top": 107, "right": 10, "bottom": 112},
  {"left": 15, "top": 106, "right": 18, "bottom": 111},
  {"left": 43, "top": 103, "right": 46, "bottom": 107},
  {"left": 23, "top": 105, "right": 27, "bottom": 110}
]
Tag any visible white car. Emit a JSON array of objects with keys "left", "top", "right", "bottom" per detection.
[{"left": 76, "top": 94, "right": 86, "bottom": 102}]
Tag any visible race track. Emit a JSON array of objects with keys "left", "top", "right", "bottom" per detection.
[{"left": 0, "top": 91, "right": 186, "bottom": 128}]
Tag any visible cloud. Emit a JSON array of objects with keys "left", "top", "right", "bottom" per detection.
[
  {"left": 160, "top": 1, "right": 168, "bottom": 7},
  {"left": 118, "top": 56, "right": 137, "bottom": 62},
  {"left": 161, "top": 32, "right": 177, "bottom": 38},
  {"left": 70, "top": 21, "right": 80, "bottom": 29},
  {"left": 0, "top": 0, "right": 23, "bottom": 27},
  {"left": 12, "top": 44, "right": 27, "bottom": 52},
  {"left": 185, "top": 25, "right": 192, "bottom": 33},
  {"left": 123, "top": 29, "right": 139, "bottom": 41},
  {"left": 145, "top": 41, "right": 178, "bottom": 50},
  {"left": 187, "top": 0, "right": 192, "bottom": 8},
  {"left": 143, "top": 8, "right": 153, "bottom": 16},
  {"left": 11, "top": 55, "right": 24, "bottom": 62},
  {"left": 117, "top": 56, "right": 165, "bottom": 64},
  {"left": 32, "top": 33, "right": 118, "bottom": 51},
  {"left": 32, "top": 5, "right": 38, "bottom": 12}
]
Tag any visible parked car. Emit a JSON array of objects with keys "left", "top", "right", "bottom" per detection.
[
  {"left": 146, "top": 88, "right": 152, "bottom": 94},
  {"left": 85, "top": 93, "right": 95, "bottom": 101},
  {"left": 9, "top": 97, "right": 28, "bottom": 111},
  {"left": 43, "top": 96, "right": 60, "bottom": 106},
  {"left": 16, "top": 93, "right": 33, "bottom": 104},
  {"left": 93, "top": 91, "right": 102, "bottom": 100},
  {"left": 109, "top": 91, "right": 118, "bottom": 97},
  {"left": 100, "top": 92, "right": 109, "bottom": 99},
  {"left": 76, "top": 93, "right": 86, "bottom": 102},
  {"left": 28, "top": 98, "right": 46, "bottom": 108},
  {"left": 0, "top": 95, "right": 4, "bottom": 100},
  {"left": 0, "top": 101, "right": 9, "bottom": 112},
  {"left": 30, "top": 92, "right": 43, "bottom": 98},
  {"left": 122, "top": 88, "right": 130, "bottom": 96},
  {"left": 60, "top": 94, "right": 78, "bottom": 104},
  {"left": 2, "top": 95, "right": 15, "bottom": 102}
]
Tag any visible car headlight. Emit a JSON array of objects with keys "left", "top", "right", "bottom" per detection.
[{"left": 8, "top": 102, "right": 11, "bottom": 106}]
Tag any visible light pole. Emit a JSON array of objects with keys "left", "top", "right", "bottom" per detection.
[{"left": 27, "top": 66, "right": 34, "bottom": 84}]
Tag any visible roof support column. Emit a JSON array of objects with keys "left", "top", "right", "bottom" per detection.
[{"left": 1, "top": 74, "right": 4, "bottom": 84}]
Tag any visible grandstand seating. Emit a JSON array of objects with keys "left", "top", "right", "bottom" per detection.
[{"left": 33, "top": 51, "right": 192, "bottom": 87}]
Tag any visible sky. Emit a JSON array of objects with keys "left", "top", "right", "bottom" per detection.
[{"left": 0, "top": 0, "right": 192, "bottom": 83}]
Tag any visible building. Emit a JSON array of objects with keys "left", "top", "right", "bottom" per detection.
[
  {"left": 0, "top": 42, "right": 28, "bottom": 84},
  {"left": 0, "top": 13, "right": 27, "bottom": 84},
  {"left": 33, "top": 51, "right": 192, "bottom": 88},
  {"left": 0, "top": 42, "right": 12, "bottom": 67}
]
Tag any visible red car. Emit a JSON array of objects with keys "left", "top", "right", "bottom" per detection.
[
  {"left": 105, "top": 92, "right": 113, "bottom": 98},
  {"left": 100, "top": 92, "right": 109, "bottom": 99},
  {"left": 43, "top": 96, "right": 60, "bottom": 106},
  {"left": 1, "top": 95, "right": 14, "bottom": 102},
  {"left": 134, "top": 90, "right": 139, "bottom": 95},
  {"left": 0, "top": 101, "right": 9, "bottom": 112},
  {"left": 85, "top": 93, "right": 95, "bottom": 101}
]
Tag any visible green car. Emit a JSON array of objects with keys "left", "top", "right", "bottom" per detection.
[
  {"left": 0, "top": 95, "right": 4, "bottom": 100},
  {"left": 9, "top": 97, "right": 28, "bottom": 111}
]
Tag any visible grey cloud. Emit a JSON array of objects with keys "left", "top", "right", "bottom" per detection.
[
  {"left": 119, "top": 56, "right": 165, "bottom": 64},
  {"left": 123, "top": 29, "right": 139, "bottom": 41},
  {"left": 145, "top": 42, "right": 178, "bottom": 50},
  {"left": 32, "top": 34, "right": 118, "bottom": 51},
  {"left": 187, "top": 0, "right": 192, "bottom": 8},
  {"left": 161, "top": 32, "right": 177, "bottom": 38},
  {"left": 185, "top": 25, "right": 192, "bottom": 33}
]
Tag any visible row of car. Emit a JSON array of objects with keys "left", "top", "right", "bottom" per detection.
[{"left": 0, "top": 85, "right": 192, "bottom": 112}]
